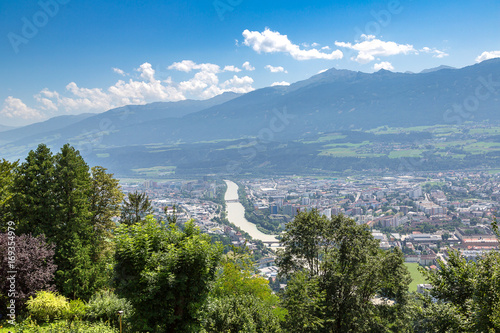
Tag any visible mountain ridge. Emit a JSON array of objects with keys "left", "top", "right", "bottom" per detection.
[{"left": 2, "top": 59, "right": 500, "bottom": 161}]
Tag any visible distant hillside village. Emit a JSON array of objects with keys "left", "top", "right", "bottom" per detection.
[{"left": 121, "top": 170, "right": 500, "bottom": 284}]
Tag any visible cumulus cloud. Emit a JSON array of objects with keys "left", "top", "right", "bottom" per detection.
[
  {"left": 373, "top": 61, "right": 394, "bottom": 71},
  {"left": 421, "top": 47, "right": 449, "bottom": 58},
  {"left": 112, "top": 67, "right": 126, "bottom": 76},
  {"left": 335, "top": 35, "right": 415, "bottom": 64},
  {"left": 1, "top": 96, "right": 44, "bottom": 120},
  {"left": 221, "top": 75, "right": 254, "bottom": 93},
  {"left": 167, "top": 60, "right": 220, "bottom": 73},
  {"left": 5, "top": 61, "right": 256, "bottom": 123},
  {"left": 265, "top": 65, "right": 288, "bottom": 73},
  {"left": 271, "top": 81, "right": 290, "bottom": 86},
  {"left": 475, "top": 51, "right": 500, "bottom": 63},
  {"left": 172, "top": 60, "right": 254, "bottom": 98},
  {"left": 167, "top": 60, "right": 198, "bottom": 72},
  {"left": 242, "top": 28, "right": 343, "bottom": 60},
  {"left": 223, "top": 65, "right": 242, "bottom": 72},
  {"left": 242, "top": 61, "right": 255, "bottom": 71}
]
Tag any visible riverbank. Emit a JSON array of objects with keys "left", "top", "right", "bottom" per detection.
[{"left": 223, "top": 180, "right": 279, "bottom": 243}]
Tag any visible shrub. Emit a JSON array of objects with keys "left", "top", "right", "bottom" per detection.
[
  {"left": 16, "top": 318, "right": 118, "bottom": 333},
  {"left": 26, "top": 291, "right": 69, "bottom": 323},
  {"left": 65, "top": 299, "right": 87, "bottom": 321},
  {"left": 85, "top": 290, "right": 132, "bottom": 327},
  {"left": 0, "top": 233, "right": 56, "bottom": 310}
]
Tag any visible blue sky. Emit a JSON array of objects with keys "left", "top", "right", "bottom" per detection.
[{"left": 1, "top": 0, "right": 499, "bottom": 126}]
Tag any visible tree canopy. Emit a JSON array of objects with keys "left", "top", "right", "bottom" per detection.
[
  {"left": 277, "top": 211, "right": 411, "bottom": 332},
  {"left": 114, "top": 216, "right": 222, "bottom": 332},
  {"left": 5, "top": 144, "right": 123, "bottom": 300}
]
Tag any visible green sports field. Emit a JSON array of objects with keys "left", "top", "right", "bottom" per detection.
[{"left": 404, "top": 262, "right": 428, "bottom": 292}]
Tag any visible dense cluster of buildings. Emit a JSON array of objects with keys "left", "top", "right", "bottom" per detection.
[
  {"left": 239, "top": 171, "right": 500, "bottom": 269},
  {"left": 120, "top": 170, "right": 500, "bottom": 278}
]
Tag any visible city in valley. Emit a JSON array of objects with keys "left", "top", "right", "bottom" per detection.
[{"left": 122, "top": 170, "right": 500, "bottom": 291}]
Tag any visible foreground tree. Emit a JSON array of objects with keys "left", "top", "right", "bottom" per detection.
[
  {"left": 473, "top": 251, "right": 500, "bottom": 331},
  {"left": 202, "top": 249, "right": 284, "bottom": 332},
  {"left": 89, "top": 166, "right": 124, "bottom": 241},
  {"left": 420, "top": 248, "right": 500, "bottom": 332},
  {"left": 114, "top": 216, "right": 222, "bottom": 332},
  {"left": 277, "top": 211, "right": 411, "bottom": 332},
  {"left": 280, "top": 271, "right": 325, "bottom": 333},
  {"left": 8, "top": 144, "right": 123, "bottom": 299},
  {"left": 10, "top": 144, "right": 56, "bottom": 238},
  {"left": 120, "top": 191, "right": 153, "bottom": 225},
  {"left": 0, "top": 159, "right": 18, "bottom": 226}
]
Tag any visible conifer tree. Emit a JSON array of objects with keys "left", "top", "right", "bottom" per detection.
[
  {"left": 9, "top": 144, "right": 123, "bottom": 299},
  {"left": 120, "top": 191, "right": 153, "bottom": 225}
]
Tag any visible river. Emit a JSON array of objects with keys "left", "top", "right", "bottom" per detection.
[{"left": 223, "top": 180, "right": 279, "bottom": 243}]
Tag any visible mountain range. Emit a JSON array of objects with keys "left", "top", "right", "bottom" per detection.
[{"left": 2, "top": 59, "right": 500, "bottom": 175}]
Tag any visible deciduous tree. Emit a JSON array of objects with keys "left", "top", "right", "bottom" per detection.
[
  {"left": 277, "top": 211, "right": 411, "bottom": 332},
  {"left": 114, "top": 216, "right": 222, "bottom": 332}
]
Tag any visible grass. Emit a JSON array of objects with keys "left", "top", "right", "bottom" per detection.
[
  {"left": 404, "top": 262, "right": 428, "bottom": 292},
  {"left": 368, "top": 124, "right": 456, "bottom": 135},
  {"left": 463, "top": 141, "right": 500, "bottom": 154},
  {"left": 469, "top": 127, "right": 500, "bottom": 135},
  {"left": 388, "top": 149, "right": 423, "bottom": 158},
  {"left": 303, "top": 133, "right": 347, "bottom": 143},
  {"left": 131, "top": 165, "right": 176, "bottom": 177}
]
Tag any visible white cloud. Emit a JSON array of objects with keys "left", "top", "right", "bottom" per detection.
[
  {"left": 242, "top": 61, "right": 255, "bottom": 71},
  {"left": 167, "top": 60, "right": 221, "bottom": 73},
  {"left": 242, "top": 28, "right": 343, "bottom": 60},
  {"left": 220, "top": 75, "right": 255, "bottom": 93},
  {"left": 223, "top": 65, "right": 242, "bottom": 72},
  {"left": 137, "top": 63, "right": 156, "bottom": 82},
  {"left": 475, "top": 51, "right": 500, "bottom": 63},
  {"left": 271, "top": 81, "right": 290, "bottom": 86},
  {"left": 6, "top": 61, "right": 256, "bottom": 124},
  {"left": 173, "top": 61, "right": 254, "bottom": 98},
  {"left": 360, "top": 34, "right": 376, "bottom": 41},
  {"left": 373, "top": 61, "right": 394, "bottom": 71},
  {"left": 179, "top": 71, "right": 220, "bottom": 96},
  {"left": 335, "top": 35, "right": 415, "bottom": 64},
  {"left": 112, "top": 67, "right": 126, "bottom": 76},
  {"left": 167, "top": 60, "right": 198, "bottom": 72},
  {"left": 421, "top": 47, "right": 449, "bottom": 58},
  {"left": 321, "top": 46, "right": 331, "bottom": 50},
  {"left": 265, "top": 65, "right": 288, "bottom": 73},
  {"left": 1, "top": 96, "right": 44, "bottom": 120},
  {"left": 317, "top": 69, "right": 328, "bottom": 74}
]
